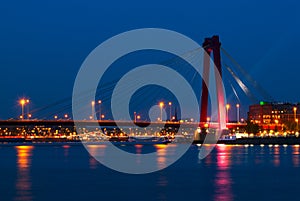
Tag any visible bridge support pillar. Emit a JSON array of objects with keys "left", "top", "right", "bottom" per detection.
[{"left": 200, "top": 36, "right": 223, "bottom": 133}]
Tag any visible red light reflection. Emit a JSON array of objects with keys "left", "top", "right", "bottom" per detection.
[{"left": 214, "top": 145, "right": 233, "bottom": 201}]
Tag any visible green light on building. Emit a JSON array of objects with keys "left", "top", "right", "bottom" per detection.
[{"left": 260, "top": 101, "right": 265, "bottom": 106}]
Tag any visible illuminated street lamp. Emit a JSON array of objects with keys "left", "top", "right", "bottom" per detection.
[
  {"left": 64, "top": 114, "right": 68, "bottom": 119},
  {"left": 134, "top": 112, "right": 137, "bottom": 123},
  {"left": 159, "top": 102, "right": 164, "bottom": 121},
  {"left": 54, "top": 115, "right": 58, "bottom": 120},
  {"left": 98, "top": 100, "right": 102, "bottom": 120},
  {"left": 168, "top": 102, "right": 172, "bottom": 121},
  {"left": 236, "top": 104, "right": 240, "bottom": 123},
  {"left": 207, "top": 117, "right": 210, "bottom": 127},
  {"left": 293, "top": 107, "right": 297, "bottom": 121},
  {"left": 19, "top": 99, "right": 26, "bottom": 120},
  {"left": 26, "top": 99, "right": 30, "bottom": 119},
  {"left": 206, "top": 117, "right": 210, "bottom": 122},
  {"left": 296, "top": 118, "right": 299, "bottom": 131},
  {"left": 226, "top": 104, "right": 230, "bottom": 123},
  {"left": 91, "top": 101, "right": 95, "bottom": 120}
]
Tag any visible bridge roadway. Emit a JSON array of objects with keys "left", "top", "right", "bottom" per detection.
[{"left": 0, "top": 120, "right": 246, "bottom": 129}]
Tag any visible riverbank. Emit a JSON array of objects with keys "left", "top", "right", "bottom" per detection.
[
  {"left": 193, "top": 137, "right": 300, "bottom": 145},
  {"left": 1, "top": 136, "right": 300, "bottom": 145}
]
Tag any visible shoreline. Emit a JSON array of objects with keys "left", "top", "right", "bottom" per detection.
[
  {"left": 194, "top": 137, "right": 300, "bottom": 145},
  {"left": 1, "top": 137, "right": 300, "bottom": 146}
]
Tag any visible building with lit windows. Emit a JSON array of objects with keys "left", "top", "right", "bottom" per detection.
[{"left": 248, "top": 101, "right": 300, "bottom": 130}]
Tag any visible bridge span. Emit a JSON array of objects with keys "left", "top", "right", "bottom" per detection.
[{"left": 0, "top": 120, "right": 246, "bottom": 129}]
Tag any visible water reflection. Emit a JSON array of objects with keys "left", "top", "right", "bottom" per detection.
[
  {"left": 292, "top": 145, "right": 300, "bottom": 155},
  {"left": 254, "top": 146, "right": 264, "bottom": 165},
  {"left": 214, "top": 145, "right": 233, "bottom": 201},
  {"left": 135, "top": 145, "right": 143, "bottom": 164},
  {"left": 292, "top": 145, "right": 300, "bottom": 167},
  {"left": 62, "top": 144, "right": 70, "bottom": 157},
  {"left": 15, "top": 146, "right": 34, "bottom": 201},
  {"left": 154, "top": 145, "right": 171, "bottom": 201},
  {"left": 155, "top": 144, "right": 167, "bottom": 170},
  {"left": 156, "top": 174, "right": 168, "bottom": 201},
  {"left": 86, "top": 144, "right": 106, "bottom": 169},
  {"left": 273, "top": 146, "right": 280, "bottom": 167},
  {"left": 85, "top": 143, "right": 178, "bottom": 170},
  {"left": 155, "top": 144, "right": 177, "bottom": 170},
  {"left": 135, "top": 144, "right": 143, "bottom": 154}
]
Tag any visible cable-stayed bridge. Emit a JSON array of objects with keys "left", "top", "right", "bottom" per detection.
[{"left": 1, "top": 35, "right": 271, "bottom": 138}]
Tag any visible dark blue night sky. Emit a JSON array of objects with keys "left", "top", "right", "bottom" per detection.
[{"left": 0, "top": 0, "right": 299, "bottom": 119}]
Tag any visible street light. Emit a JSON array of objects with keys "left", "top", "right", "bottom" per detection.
[
  {"left": 98, "top": 100, "right": 102, "bottom": 120},
  {"left": 226, "top": 104, "right": 230, "bottom": 123},
  {"left": 236, "top": 104, "right": 240, "bottom": 123},
  {"left": 207, "top": 117, "right": 210, "bottom": 127},
  {"left": 19, "top": 99, "right": 26, "bottom": 120},
  {"left": 159, "top": 102, "right": 164, "bottom": 121},
  {"left": 26, "top": 99, "right": 30, "bottom": 119},
  {"left": 91, "top": 101, "right": 95, "bottom": 120},
  {"left": 293, "top": 107, "right": 297, "bottom": 121},
  {"left": 296, "top": 118, "right": 299, "bottom": 132},
  {"left": 134, "top": 112, "right": 137, "bottom": 123},
  {"left": 168, "top": 102, "right": 172, "bottom": 121}
]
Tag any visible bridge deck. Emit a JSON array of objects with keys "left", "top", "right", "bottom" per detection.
[{"left": 0, "top": 120, "right": 246, "bottom": 129}]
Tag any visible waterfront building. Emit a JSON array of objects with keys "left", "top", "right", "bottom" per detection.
[{"left": 248, "top": 101, "right": 300, "bottom": 131}]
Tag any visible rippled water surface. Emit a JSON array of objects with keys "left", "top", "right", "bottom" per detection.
[{"left": 0, "top": 143, "right": 299, "bottom": 201}]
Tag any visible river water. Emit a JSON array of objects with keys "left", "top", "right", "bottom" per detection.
[{"left": 0, "top": 143, "right": 299, "bottom": 201}]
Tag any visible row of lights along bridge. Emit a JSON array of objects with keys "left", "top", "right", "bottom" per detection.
[{"left": 18, "top": 98, "right": 245, "bottom": 123}]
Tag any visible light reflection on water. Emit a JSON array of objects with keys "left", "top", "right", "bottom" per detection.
[
  {"left": 86, "top": 144, "right": 107, "bottom": 169},
  {"left": 214, "top": 145, "right": 234, "bottom": 201},
  {"left": 15, "top": 146, "right": 34, "bottom": 201},
  {"left": 273, "top": 146, "right": 280, "bottom": 167},
  {"left": 62, "top": 144, "right": 70, "bottom": 158},
  {"left": 85, "top": 143, "right": 179, "bottom": 171},
  {"left": 6, "top": 143, "right": 300, "bottom": 201},
  {"left": 135, "top": 144, "right": 143, "bottom": 164},
  {"left": 85, "top": 143, "right": 175, "bottom": 200},
  {"left": 157, "top": 174, "right": 168, "bottom": 201},
  {"left": 155, "top": 144, "right": 168, "bottom": 170},
  {"left": 292, "top": 145, "right": 300, "bottom": 167}
]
